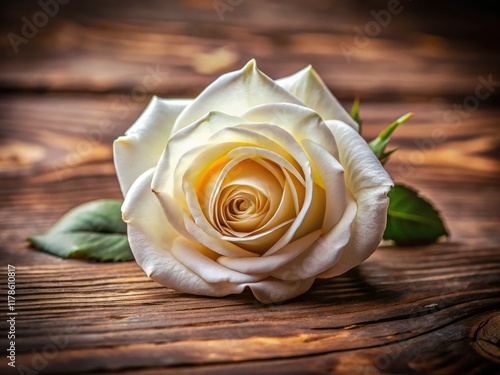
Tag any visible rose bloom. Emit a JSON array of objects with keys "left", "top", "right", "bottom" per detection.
[{"left": 114, "top": 60, "right": 392, "bottom": 303}]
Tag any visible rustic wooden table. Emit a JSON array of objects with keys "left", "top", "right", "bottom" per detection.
[{"left": 1, "top": 1, "right": 499, "bottom": 374}]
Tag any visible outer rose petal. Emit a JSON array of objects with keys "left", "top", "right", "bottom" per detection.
[
  {"left": 325, "top": 120, "right": 393, "bottom": 192},
  {"left": 318, "top": 120, "right": 393, "bottom": 277},
  {"left": 218, "top": 229, "right": 322, "bottom": 274},
  {"left": 170, "top": 237, "right": 267, "bottom": 284},
  {"left": 270, "top": 193, "right": 357, "bottom": 280},
  {"left": 246, "top": 277, "right": 316, "bottom": 304},
  {"left": 271, "top": 122, "right": 392, "bottom": 280},
  {"left": 114, "top": 96, "right": 191, "bottom": 196},
  {"left": 319, "top": 185, "right": 391, "bottom": 278},
  {"left": 276, "top": 65, "right": 359, "bottom": 131},
  {"left": 170, "top": 59, "right": 305, "bottom": 134}
]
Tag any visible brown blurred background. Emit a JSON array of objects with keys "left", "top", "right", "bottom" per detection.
[{"left": 1, "top": 1, "right": 499, "bottom": 99}]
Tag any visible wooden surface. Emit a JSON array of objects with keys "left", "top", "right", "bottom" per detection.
[{"left": 1, "top": 1, "right": 499, "bottom": 374}]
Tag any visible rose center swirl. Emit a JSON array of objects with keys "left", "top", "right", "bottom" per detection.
[
  {"left": 218, "top": 186, "right": 269, "bottom": 236},
  {"left": 198, "top": 156, "right": 306, "bottom": 245}
]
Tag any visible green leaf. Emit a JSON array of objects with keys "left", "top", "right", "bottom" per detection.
[
  {"left": 384, "top": 184, "right": 448, "bottom": 245},
  {"left": 27, "top": 200, "right": 134, "bottom": 262},
  {"left": 351, "top": 97, "right": 362, "bottom": 133},
  {"left": 369, "top": 112, "right": 413, "bottom": 164}
]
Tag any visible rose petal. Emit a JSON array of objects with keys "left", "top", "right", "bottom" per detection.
[
  {"left": 289, "top": 182, "right": 325, "bottom": 241},
  {"left": 218, "top": 229, "right": 322, "bottom": 274},
  {"left": 247, "top": 277, "right": 316, "bottom": 304},
  {"left": 153, "top": 111, "right": 250, "bottom": 195},
  {"left": 222, "top": 146, "right": 312, "bottom": 254},
  {"left": 208, "top": 125, "right": 302, "bottom": 172},
  {"left": 123, "top": 170, "right": 316, "bottom": 303},
  {"left": 122, "top": 168, "right": 175, "bottom": 245},
  {"left": 171, "top": 60, "right": 305, "bottom": 134},
  {"left": 122, "top": 168, "right": 246, "bottom": 297},
  {"left": 170, "top": 237, "right": 266, "bottom": 284},
  {"left": 114, "top": 96, "right": 191, "bottom": 196},
  {"left": 325, "top": 120, "right": 393, "bottom": 193},
  {"left": 182, "top": 151, "right": 294, "bottom": 252},
  {"left": 182, "top": 149, "right": 298, "bottom": 254},
  {"left": 170, "top": 125, "right": 297, "bottom": 227},
  {"left": 271, "top": 192, "right": 357, "bottom": 280},
  {"left": 153, "top": 113, "right": 268, "bottom": 258},
  {"left": 196, "top": 122, "right": 316, "bottom": 255},
  {"left": 152, "top": 113, "right": 313, "bottom": 258},
  {"left": 182, "top": 198, "right": 259, "bottom": 257},
  {"left": 272, "top": 122, "right": 393, "bottom": 280},
  {"left": 318, "top": 185, "right": 391, "bottom": 278},
  {"left": 206, "top": 156, "right": 287, "bottom": 228},
  {"left": 242, "top": 103, "right": 339, "bottom": 160},
  {"left": 301, "top": 139, "right": 346, "bottom": 233},
  {"left": 276, "top": 65, "right": 359, "bottom": 131}
]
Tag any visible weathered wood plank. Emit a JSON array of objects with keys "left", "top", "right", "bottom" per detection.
[{"left": 1, "top": 245, "right": 498, "bottom": 373}]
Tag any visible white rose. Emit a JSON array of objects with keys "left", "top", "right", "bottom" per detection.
[{"left": 114, "top": 60, "right": 392, "bottom": 303}]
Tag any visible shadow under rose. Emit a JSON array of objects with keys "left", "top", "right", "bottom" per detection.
[{"left": 303, "top": 267, "right": 403, "bottom": 305}]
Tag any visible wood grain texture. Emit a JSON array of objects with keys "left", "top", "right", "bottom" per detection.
[
  {"left": 1, "top": 1, "right": 499, "bottom": 374},
  {"left": 1, "top": 1, "right": 499, "bottom": 100}
]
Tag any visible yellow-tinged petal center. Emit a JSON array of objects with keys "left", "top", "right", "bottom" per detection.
[{"left": 180, "top": 136, "right": 330, "bottom": 255}]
